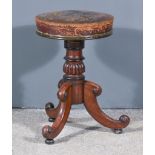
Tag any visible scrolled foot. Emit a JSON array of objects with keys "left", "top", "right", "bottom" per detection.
[
  {"left": 119, "top": 115, "right": 130, "bottom": 124},
  {"left": 45, "top": 139, "right": 54, "bottom": 144},
  {"left": 42, "top": 125, "right": 53, "bottom": 139},
  {"left": 84, "top": 81, "right": 130, "bottom": 130},
  {"left": 113, "top": 128, "right": 123, "bottom": 134},
  {"left": 45, "top": 102, "right": 61, "bottom": 121},
  {"left": 45, "top": 102, "right": 54, "bottom": 110},
  {"left": 48, "top": 117, "right": 56, "bottom": 122},
  {"left": 42, "top": 82, "right": 72, "bottom": 142}
]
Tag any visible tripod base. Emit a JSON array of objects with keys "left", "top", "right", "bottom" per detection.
[
  {"left": 42, "top": 40, "right": 130, "bottom": 144},
  {"left": 42, "top": 80, "right": 130, "bottom": 144}
]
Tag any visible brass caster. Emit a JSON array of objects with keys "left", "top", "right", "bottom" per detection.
[
  {"left": 45, "top": 139, "right": 54, "bottom": 145},
  {"left": 113, "top": 128, "right": 123, "bottom": 134},
  {"left": 48, "top": 117, "right": 56, "bottom": 122}
]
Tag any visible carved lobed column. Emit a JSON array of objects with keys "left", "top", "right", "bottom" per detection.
[{"left": 63, "top": 40, "right": 85, "bottom": 104}]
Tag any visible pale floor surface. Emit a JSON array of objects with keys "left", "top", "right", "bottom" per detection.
[{"left": 13, "top": 109, "right": 143, "bottom": 155}]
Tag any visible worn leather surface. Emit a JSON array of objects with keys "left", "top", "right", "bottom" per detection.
[{"left": 36, "top": 10, "right": 113, "bottom": 40}]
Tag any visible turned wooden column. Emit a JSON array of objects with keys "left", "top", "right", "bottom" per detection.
[{"left": 63, "top": 40, "right": 85, "bottom": 104}]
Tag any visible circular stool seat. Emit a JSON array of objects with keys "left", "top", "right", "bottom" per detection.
[{"left": 36, "top": 10, "right": 113, "bottom": 40}]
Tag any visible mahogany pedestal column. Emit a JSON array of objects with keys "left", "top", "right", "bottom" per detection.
[{"left": 35, "top": 10, "right": 130, "bottom": 144}]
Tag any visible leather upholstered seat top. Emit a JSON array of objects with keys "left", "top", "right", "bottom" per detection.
[{"left": 36, "top": 10, "right": 113, "bottom": 40}]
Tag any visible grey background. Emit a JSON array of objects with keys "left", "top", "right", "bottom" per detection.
[{"left": 12, "top": 0, "right": 143, "bottom": 108}]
